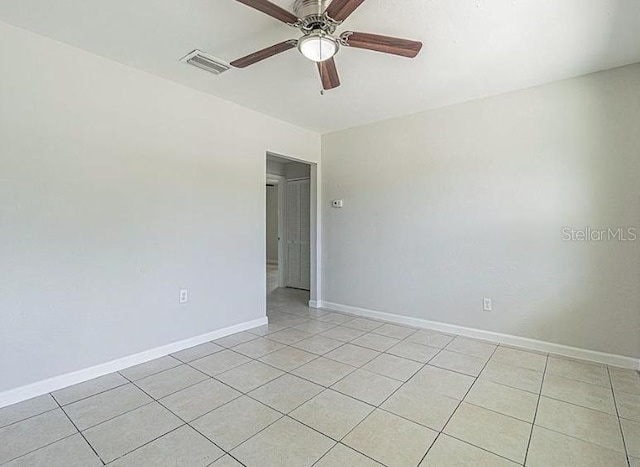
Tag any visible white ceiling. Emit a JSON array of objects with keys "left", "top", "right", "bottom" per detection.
[{"left": 1, "top": 0, "right": 640, "bottom": 133}]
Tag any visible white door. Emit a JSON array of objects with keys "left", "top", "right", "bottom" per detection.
[{"left": 285, "top": 178, "right": 310, "bottom": 290}]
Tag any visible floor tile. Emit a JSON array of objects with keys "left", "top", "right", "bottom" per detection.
[
  {"left": 190, "top": 350, "right": 251, "bottom": 376},
  {"left": 53, "top": 372, "right": 129, "bottom": 405},
  {"left": 316, "top": 312, "right": 353, "bottom": 325},
  {"left": 429, "top": 350, "right": 487, "bottom": 377},
  {"left": 213, "top": 331, "right": 258, "bottom": 348},
  {"left": 3, "top": 433, "right": 102, "bottom": 467},
  {"left": 0, "top": 394, "right": 58, "bottom": 429},
  {"left": 387, "top": 340, "right": 439, "bottom": 363},
  {"left": 545, "top": 356, "right": 610, "bottom": 387},
  {"left": 0, "top": 409, "right": 77, "bottom": 464},
  {"left": 479, "top": 360, "right": 543, "bottom": 393},
  {"left": 83, "top": 403, "right": 182, "bottom": 463},
  {"left": 320, "top": 326, "right": 366, "bottom": 342},
  {"left": 190, "top": 396, "right": 280, "bottom": 451},
  {"left": 406, "top": 330, "right": 454, "bottom": 348},
  {"left": 315, "top": 443, "right": 383, "bottom": 467},
  {"left": 535, "top": 396, "right": 625, "bottom": 452},
  {"left": 343, "top": 409, "right": 437, "bottom": 467},
  {"left": 298, "top": 308, "right": 332, "bottom": 319},
  {"left": 632, "top": 457, "right": 640, "bottom": 467},
  {"left": 490, "top": 346, "right": 547, "bottom": 372},
  {"left": 465, "top": 379, "right": 538, "bottom": 422},
  {"left": 63, "top": 383, "right": 152, "bottom": 430},
  {"left": 249, "top": 374, "right": 323, "bottom": 413},
  {"left": 615, "top": 389, "right": 640, "bottom": 422},
  {"left": 445, "top": 336, "right": 496, "bottom": 359},
  {"left": 108, "top": 425, "right": 223, "bottom": 466},
  {"left": 266, "top": 328, "right": 314, "bottom": 345},
  {"left": 332, "top": 369, "right": 402, "bottom": 406},
  {"left": 258, "top": 346, "right": 318, "bottom": 371},
  {"left": 247, "top": 322, "right": 288, "bottom": 336},
  {"left": 292, "top": 335, "right": 344, "bottom": 355},
  {"left": 135, "top": 364, "right": 208, "bottom": 399},
  {"left": 444, "top": 402, "right": 531, "bottom": 464},
  {"left": 610, "top": 368, "right": 640, "bottom": 394},
  {"left": 371, "top": 323, "right": 417, "bottom": 340},
  {"left": 351, "top": 333, "right": 400, "bottom": 352},
  {"left": 290, "top": 389, "right": 373, "bottom": 440},
  {"left": 269, "top": 314, "right": 311, "bottom": 327},
  {"left": 210, "top": 455, "right": 244, "bottom": 466},
  {"left": 526, "top": 425, "right": 628, "bottom": 467},
  {"left": 292, "top": 320, "right": 338, "bottom": 334},
  {"left": 325, "top": 344, "right": 380, "bottom": 367},
  {"left": 119, "top": 356, "right": 181, "bottom": 382},
  {"left": 542, "top": 372, "right": 616, "bottom": 414},
  {"left": 215, "top": 360, "right": 283, "bottom": 393},
  {"left": 382, "top": 380, "right": 459, "bottom": 431},
  {"left": 420, "top": 434, "right": 518, "bottom": 467},
  {"left": 411, "top": 365, "right": 475, "bottom": 400},
  {"left": 362, "top": 353, "right": 423, "bottom": 382},
  {"left": 342, "top": 318, "right": 384, "bottom": 332},
  {"left": 622, "top": 418, "right": 640, "bottom": 457},
  {"left": 231, "top": 416, "right": 334, "bottom": 467},
  {"left": 159, "top": 378, "right": 240, "bottom": 422},
  {"left": 292, "top": 357, "right": 356, "bottom": 387},
  {"left": 170, "top": 342, "right": 224, "bottom": 363},
  {"left": 231, "top": 337, "right": 285, "bottom": 359}
]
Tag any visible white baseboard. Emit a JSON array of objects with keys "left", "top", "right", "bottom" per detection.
[
  {"left": 0, "top": 317, "right": 267, "bottom": 409},
  {"left": 319, "top": 300, "right": 640, "bottom": 371},
  {"left": 308, "top": 300, "right": 320, "bottom": 309}
]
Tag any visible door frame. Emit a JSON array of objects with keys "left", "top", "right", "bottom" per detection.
[{"left": 266, "top": 152, "right": 320, "bottom": 306}]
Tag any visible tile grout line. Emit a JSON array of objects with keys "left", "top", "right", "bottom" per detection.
[
  {"left": 329, "top": 343, "right": 453, "bottom": 466},
  {"left": 416, "top": 343, "right": 501, "bottom": 466},
  {"left": 522, "top": 352, "right": 549, "bottom": 466},
  {"left": 54, "top": 395, "right": 107, "bottom": 466},
  {"left": 607, "top": 366, "right": 632, "bottom": 467}
]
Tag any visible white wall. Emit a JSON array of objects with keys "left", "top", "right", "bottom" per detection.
[
  {"left": 0, "top": 22, "right": 320, "bottom": 394},
  {"left": 322, "top": 64, "right": 640, "bottom": 359},
  {"left": 266, "top": 185, "right": 279, "bottom": 263}
]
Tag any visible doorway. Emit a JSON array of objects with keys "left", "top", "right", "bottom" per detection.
[{"left": 266, "top": 154, "right": 313, "bottom": 305}]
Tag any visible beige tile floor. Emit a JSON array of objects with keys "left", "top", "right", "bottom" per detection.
[{"left": 1, "top": 286, "right": 639, "bottom": 466}]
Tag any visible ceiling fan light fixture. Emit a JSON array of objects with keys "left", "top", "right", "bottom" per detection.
[{"left": 298, "top": 32, "right": 339, "bottom": 62}]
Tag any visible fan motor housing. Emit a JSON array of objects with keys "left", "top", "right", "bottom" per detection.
[{"left": 293, "top": 0, "right": 331, "bottom": 20}]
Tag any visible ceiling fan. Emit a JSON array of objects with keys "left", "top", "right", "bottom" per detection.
[{"left": 230, "top": 0, "right": 423, "bottom": 91}]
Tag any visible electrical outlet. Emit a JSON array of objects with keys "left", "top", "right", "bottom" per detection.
[
  {"left": 179, "top": 289, "right": 188, "bottom": 304},
  {"left": 483, "top": 298, "right": 492, "bottom": 311}
]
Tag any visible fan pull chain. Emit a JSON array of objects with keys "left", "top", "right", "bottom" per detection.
[{"left": 320, "top": 36, "right": 324, "bottom": 96}]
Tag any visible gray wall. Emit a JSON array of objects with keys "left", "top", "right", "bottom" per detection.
[
  {"left": 0, "top": 22, "right": 319, "bottom": 394},
  {"left": 322, "top": 64, "right": 640, "bottom": 359}
]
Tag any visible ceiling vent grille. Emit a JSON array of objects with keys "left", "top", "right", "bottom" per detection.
[{"left": 181, "top": 50, "right": 230, "bottom": 75}]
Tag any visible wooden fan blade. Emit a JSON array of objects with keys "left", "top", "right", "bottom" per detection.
[
  {"left": 318, "top": 57, "right": 340, "bottom": 90},
  {"left": 230, "top": 41, "right": 297, "bottom": 68},
  {"left": 325, "top": 0, "right": 366, "bottom": 22},
  {"left": 343, "top": 32, "right": 423, "bottom": 58},
  {"left": 236, "top": 0, "right": 299, "bottom": 24}
]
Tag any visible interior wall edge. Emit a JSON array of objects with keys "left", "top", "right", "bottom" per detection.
[
  {"left": 0, "top": 317, "right": 267, "bottom": 409},
  {"left": 318, "top": 300, "right": 640, "bottom": 371}
]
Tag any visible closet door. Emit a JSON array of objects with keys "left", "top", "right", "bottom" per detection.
[{"left": 285, "top": 179, "right": 310, "bottom": 290}]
